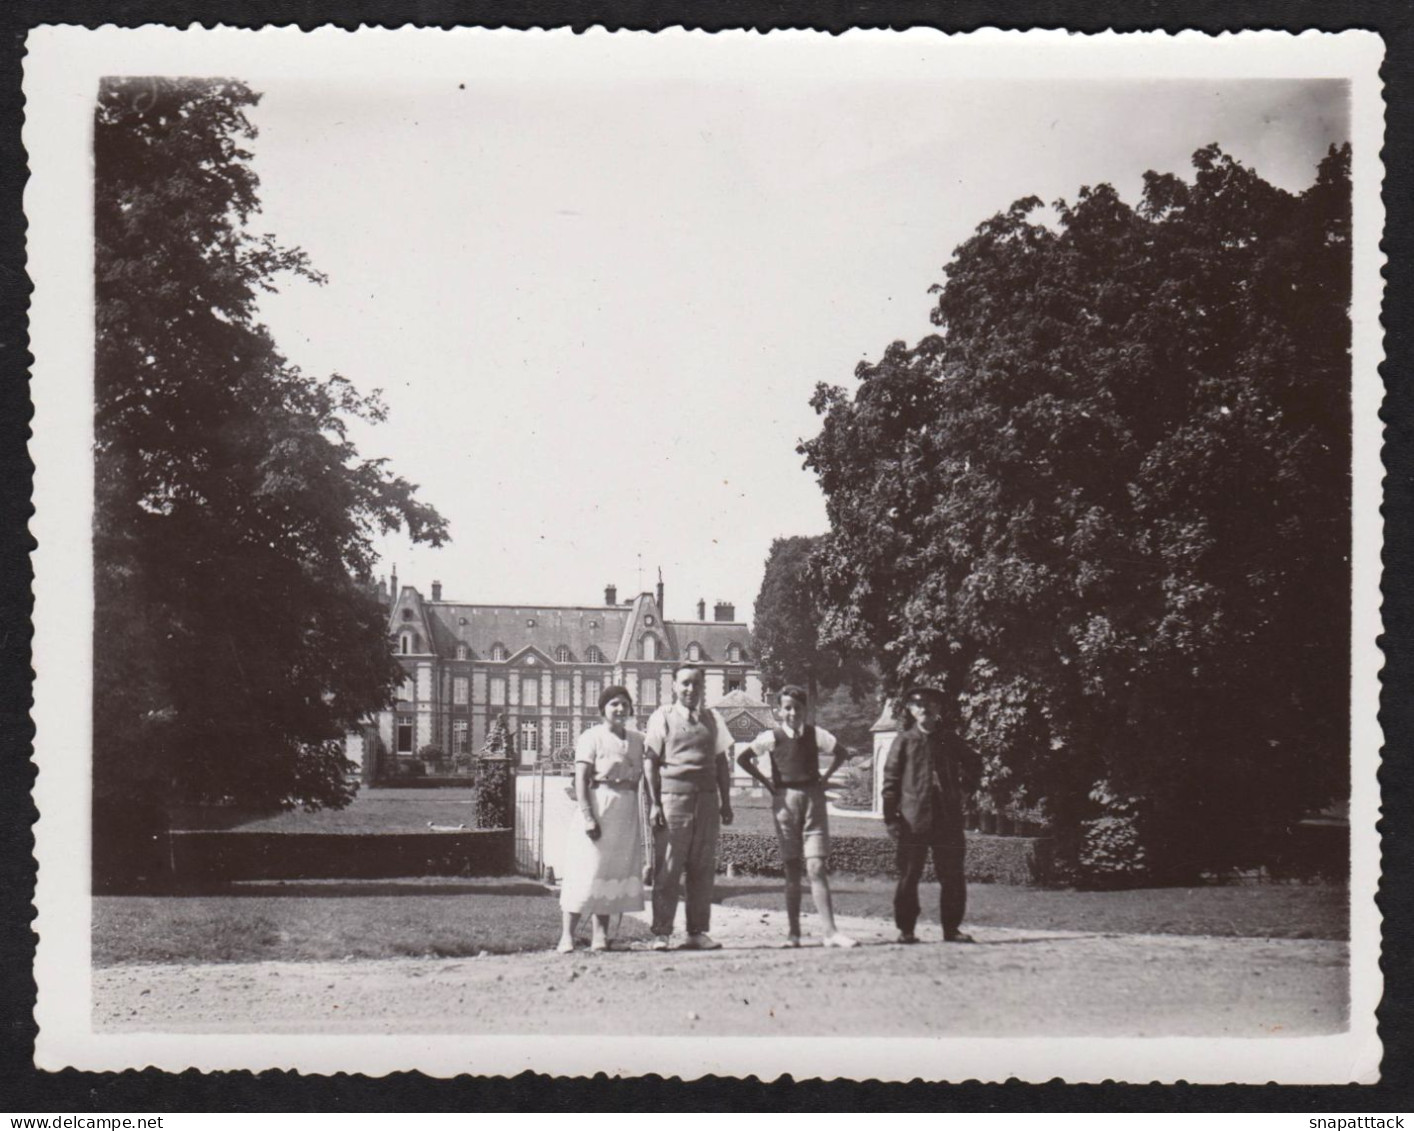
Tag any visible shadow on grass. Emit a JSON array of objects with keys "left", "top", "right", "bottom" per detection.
[{"left": 714, "top": 883, "right": 788, "bottom": 902}]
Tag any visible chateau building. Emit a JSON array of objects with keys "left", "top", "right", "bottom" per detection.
[{"left": 371, "top": 577, "right": 765, "bottom": 769}]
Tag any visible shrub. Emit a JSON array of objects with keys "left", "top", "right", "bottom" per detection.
[
  {"left": 1075, "top": 781, "right": 1150, "bottom": 887},
  {"left": 474, "top": 757, "right": 515, "bottom": 830},
  {"left": 167, "top": 829, "right": 514, "bottom": 882},
  {"left": 834, "top": 761, "right": 874, "bottom": 810},
  {"left": 716, "top": 830, "right": 1053, "bottom": 885}
]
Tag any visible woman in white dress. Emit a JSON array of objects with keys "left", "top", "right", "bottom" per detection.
[{"left": 556, "top": 685, "right": 646, "bottom": 952}]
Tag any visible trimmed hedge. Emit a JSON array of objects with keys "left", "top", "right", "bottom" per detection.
[
  {"left": 717, "top": 830, "right": 1054, "bottom": 886},
  {"left": 168, "top": 829, "right": 515, "bottom": 883}
]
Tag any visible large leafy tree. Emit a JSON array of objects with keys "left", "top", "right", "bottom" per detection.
[
  {"left": 752, "top": 535, "right": 864, "bottom": 703},
  {"left": 802, "top": 145, "right": 1351, "bottom": 880},
  {"left": 94, "top": 77, "right": 448, "bottom": 828}
]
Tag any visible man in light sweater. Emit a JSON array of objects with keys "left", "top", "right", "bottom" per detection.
[{"left": 643, "top": 662, "right": 735, "bottom": 950}]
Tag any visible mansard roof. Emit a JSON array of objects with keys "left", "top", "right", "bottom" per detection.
[
  {"left": 418, "top": 599, "right": 630, "bottom": 662},
  {"left": 399, "top": 586, "right": 755, "bottom": 664},
  {"left": 614, "top": 591, "right": 677, "bottom": 663},
  {"left": 666, "top": 619, "right": 754, "bottom": 662},
  {"left": 388, "top": 586, "right": 436, "bottom": 654}
]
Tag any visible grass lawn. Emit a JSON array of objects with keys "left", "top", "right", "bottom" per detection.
[
  {"left": 93, "top": 877, "right": 652, "bottom": 965},
  {"left": 94, "top": 873, "right": 1347, "bottom": 967},
  {"left": 170, "top": 788, "right": 481, "bottom": 834},
  {"left": 714, "top": 876, "right": 1349, "bottom": 940}
]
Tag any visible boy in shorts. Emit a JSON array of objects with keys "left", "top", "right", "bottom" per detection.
[{"left": 738, "top": 685, "right": 857, "bottom": 948}]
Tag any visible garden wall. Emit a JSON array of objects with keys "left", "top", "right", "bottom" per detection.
[
  {"left": 168, "top": 829, "right": 515, "bottom": 883},
  {"left": 717, "top": 830, "right": 1054, "bottom": 885}
]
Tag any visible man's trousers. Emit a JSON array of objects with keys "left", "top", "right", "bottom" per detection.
[
  {"left": 651, "top": 789, "right": 721, "bottom": 937},
  {"left": 894, "top": 835, "right": 967, "bottom": 937}
]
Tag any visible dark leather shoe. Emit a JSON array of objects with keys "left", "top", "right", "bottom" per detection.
[
  {"left": 896, "top": 932, "right": 920, "bottom": 945},
  {"left": 943, "top": 931, "right": 976, "bottom": 944}
]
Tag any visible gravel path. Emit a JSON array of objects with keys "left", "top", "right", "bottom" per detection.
[{"left": 94, "top": 903, "right": 1348, "bottom": 1037}]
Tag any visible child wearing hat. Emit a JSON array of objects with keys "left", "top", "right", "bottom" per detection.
[
  {"left": 881, "top": 684, "right": 980, "bottom": 943},
  {"left": 738, "top": 684, "right": 857, "bottom": 948}
]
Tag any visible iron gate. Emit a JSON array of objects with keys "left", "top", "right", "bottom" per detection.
[{"left": 513, "top": 766, "right": 546, "bottom": 877}]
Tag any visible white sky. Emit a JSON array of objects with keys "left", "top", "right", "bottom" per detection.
[{"left": 243, "top": 52, "right": 1347, "bottom": 621}]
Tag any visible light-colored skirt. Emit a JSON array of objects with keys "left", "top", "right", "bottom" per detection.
[{"left": 559, "top": 783, "right": 645, "bottom": 914}]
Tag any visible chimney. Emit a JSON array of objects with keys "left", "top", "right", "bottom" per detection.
[
  {"left": 391, "top": 565, "right": 399, "bottom": 598},
  {"left": 697, "top": 598, "right": 706, "bottom": 621},
  {"left": 714, "top": 600, "right": 735, "bottom": 622},
  {"left": 605, "top": 584, "right": 617, "bottom": 606},
  {"left": 655, "top": 569, "right": 665, "bottom": 617},
  {"left": 377, "top": 578, "right": 389, "bottom": 605},
  {"left": 431, "top": 580, "right": 442, "bottom": 602}
]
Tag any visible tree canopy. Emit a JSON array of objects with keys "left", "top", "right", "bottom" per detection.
[
  {"left": 801, "top": 144, "right": 1352, "bottom": 880},
  {"left": 94, "top": 78, "right": 448, "bottom": 821},
  {"left": 752, "top": 534, "right": 871, "bottom": 701}
]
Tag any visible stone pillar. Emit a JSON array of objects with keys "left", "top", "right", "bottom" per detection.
[{"left": 872, "top": 729, "right": 895, "bottom": 816}]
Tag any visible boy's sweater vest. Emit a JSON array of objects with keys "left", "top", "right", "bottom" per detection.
[{"left": 771, "top": 726, "right": 820, "bottom": 788}]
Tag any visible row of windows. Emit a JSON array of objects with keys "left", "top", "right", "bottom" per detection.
[
  {"left": 420, "top": 640, "right": 748, "bottom": 664},
  {"left": 453, "top": 643, "right": 610, "bottom": 663},
  {"left": 404, "top": 670, "right": 743, "bottom": 711},
  {"left": 439, "top": 675, "right": 668, "bottom": 708},
  {"left": 685, "top": 641, "right": 745, "bottom": 663},
  {"left": 398, "top": 715, "right": 605, "bottom": 755}
]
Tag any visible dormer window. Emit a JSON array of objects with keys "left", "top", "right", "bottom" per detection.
[
  {"left": 585, "top": 645, "right": 604, "bottom": 663},
  {"left": 490, "top": 643, "right": 508, "bottom": 662},
  {"left": 727, "top": 643, "right": 743, "bottom": 663},
  {"left": 555, "top": 645, "right": 572, "bottom": 663},
  {"left": 400, "top": 634, "right": 411, "bottom": 655},
  {"left": 641, "top": 634, "right": 659, "bottom": 661},
  {"left": 687, "top": 642, "right": 702, "bottom": 662},
  {"left": 526, "top": 618, "right": 537, "bottom": 628},
  {"left": 401, "top": 608, "right": 414, "bottom": 621},
  {"left": 645, "top": 614, "right": 656, "bottom": 626},
  {"left": 456, "top": 644, "right": 468, "bottom": 661}
]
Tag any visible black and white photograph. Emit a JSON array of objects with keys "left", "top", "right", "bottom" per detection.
[{"left": 25, "top": 26, "right": 1384, "bottom": 1082}]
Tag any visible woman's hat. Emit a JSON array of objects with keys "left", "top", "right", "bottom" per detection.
[
  {"left": 903, "top": 684, "right": 946, "bottom": 705},
  {"left": 598, "top": 684, "right": 633, "bottom": 714}
]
